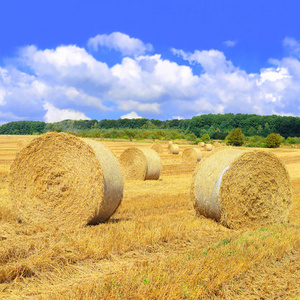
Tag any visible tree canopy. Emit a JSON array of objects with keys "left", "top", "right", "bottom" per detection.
[
  {"left": 266, "top": 133, "right": 282, "bottom": 148},
  {"left": 1, "top": 113, "right": 300, "bottom": 138},
  {"left": 226, "top": 128, "right": 244, "bottom": 146}
]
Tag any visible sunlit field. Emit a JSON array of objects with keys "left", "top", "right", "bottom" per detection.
[{"left": 0, "top": 136, "right": 299, "bottom": 299}]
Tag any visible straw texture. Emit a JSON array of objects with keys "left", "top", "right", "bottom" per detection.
[
  {"left": 191, "top": 149, "right": 292, "bottom": 229},
  {"left": 9, "top": 132, "right": 123, "bottom": 227},
  {"left": 182, "top": 148, "right": 202, "bottom": 163},
  {"left": 198, "top": 142, "right": 205, "bottom": 147},
  {"left": 120, "top": 147, "right": 162, "bottom": 180},
  {"left": 151, "top": 143, "right": 163, "bottom": 154}
]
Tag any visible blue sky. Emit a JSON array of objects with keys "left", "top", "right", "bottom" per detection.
[{"left": 1, "top": 0, "right": 300, "bottom": 123}]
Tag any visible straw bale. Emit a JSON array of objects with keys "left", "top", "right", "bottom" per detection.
[
  {"left": 204, "top": 144, "right": 213, "bottom": 151},
  {"left": 17, "top": 140, "right": 26, "bottom": 149},
  {"left": 17, "top": 137, "right": 34, "bottom": 150},
  {"left": 151, "top": 143, "right": 163, "bottom": 154},
  {"left": 120, "top": 147, "right": 162, "bottom": 180},
  {"left": 191, "top": 149, "right": 292, "bottom": 229},
  {"left": 182, "top": 148, "right": 202, "bottom": 163},
  {"left": 214, "top": 142, "right": 222, "bottom": 148},
  {"left": 9, "top": 132, "right": 123, "bottom": 227},
  {"left": 168, "top": 144, "right": 179, "bottom": 154},
  {"left": 198, "top": 142, "right": 205, "bottom": 147}
]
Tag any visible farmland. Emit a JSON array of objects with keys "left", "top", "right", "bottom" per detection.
[{"left": 0, "top": 135, "right": 299, "bottom": 299}]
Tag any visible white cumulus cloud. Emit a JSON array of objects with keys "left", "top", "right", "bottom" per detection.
[
  {"left": 120, "top": 111, "right": 142, "bottom": 119},
  {"left": 110, "top": 54, "right": 198, "bottom": 101},
  {"left": 88, "top": 32, "right": 153, "bottom": 56},
  {"left": 1, "top": 34, "right": 300, "bottom": 123},
  {"left": 20, "top": 45, "right": 112, "bottom": 87},
  {"left": 43, "top": 102, "right": 91, "bottom": 123},
  {"left": 258, "top": 67, "right": 291, "bottom": 84},
  {"left": 172, "top": 48, "right": 234, "bottom": 73}
]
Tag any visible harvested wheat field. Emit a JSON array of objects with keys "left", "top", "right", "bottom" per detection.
[{"left": 0, "top": 136, "right": 299, "bottom": 299}]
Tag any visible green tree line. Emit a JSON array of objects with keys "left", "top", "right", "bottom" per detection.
[
  {"left": 1, "top": 113, "right": 300, "bottom": 138},
  {"left": 0, "top": 121, "right": 46, "bottom": 135}
]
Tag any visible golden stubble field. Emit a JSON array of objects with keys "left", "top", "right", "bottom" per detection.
[{"left": 0, "top": 135, "right": 299, "bottom": 299}]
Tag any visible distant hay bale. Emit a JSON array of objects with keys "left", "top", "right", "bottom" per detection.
[
  {"left": 182, "top": 148, "right": 202, "bottom": 163},
  {"left": 151, "top": 143, "right": 163, "bottom": 154},
  {"left": 204, "top": 144, "right": 213, "bottom": 151},
  {"left": 198, "top": 142, "right": 205, "bottom": 147},
  {"left": 9, "top": 132, "right": 123, "bottom": 228},
  {"left": 17, "top": 137, "right": 34, "bottom": 150},
  {"left": 17, "top": 140, "right": 26, "bottom": 150},
  {"left": 120, "top": 147, "right": 162, "bottom": 180},
  {"left": 168, "top": 144, "right": 179, "bottom": 154},
  {"left": 214, "top": 143, "right": 221, "bottom": 148},
  {"left": 168, "top": 141, "right": 173, "bottom": 145},
  {"left": 191, "top": 149, "right": 292, "bottom": 229}
]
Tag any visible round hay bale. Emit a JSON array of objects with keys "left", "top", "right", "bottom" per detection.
[
  {"left": 120, "top": 147, "right": 162, "bottom": 180},
  {"left": 17, "top": 137, "right": 34, "bottom": 150},
  {"left": 214, "top": 142, "right": 222, "bottom": 148},
  {"left": 191, "top": 149, "right": 292, "bottom": 229},
  {"left": 151, "top": 143, "right": 163, "bottom": 154},
  {"left": 198, "top": 142, "right": 205, "bottom": 147},
  {"left": 9, "top": 132, "right": 123, "bottom": 227},
  {"left": 204, "top": 144, "right": 213, "bottom": 151},
  {"left": 182, "top": 148, "right": 202, "bottom": 163},
  {"left": 168, "top": 144, "right": 179, "bottom": 154}
]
